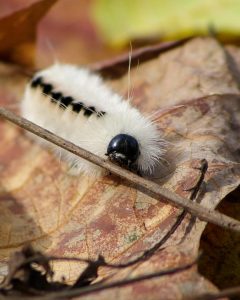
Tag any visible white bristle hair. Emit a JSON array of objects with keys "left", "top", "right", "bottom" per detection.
[{"left": 21, "top": 63, "right": 167, "bottom": 176}]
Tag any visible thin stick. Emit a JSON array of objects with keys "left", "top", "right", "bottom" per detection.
[
  {"left": 0, "top": 108, "right": 240, "bottom": 232},
  {"left": 193, "top": 286, "right": 240, "bottom": 300},
  {"left": 187, "top": 159, "right": 208, "bottom": 201},
  {"left": 39, "top": 258, "right": 198, "bottom": 299}
]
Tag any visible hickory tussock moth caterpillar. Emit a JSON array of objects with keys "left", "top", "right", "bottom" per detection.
[{"left": 21, "top": 63, "right": 167, "bottom": 176}]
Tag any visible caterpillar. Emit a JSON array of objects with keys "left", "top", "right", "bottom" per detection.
[{"left": 21, "top": 63, "right": 167, "bottom": 177}]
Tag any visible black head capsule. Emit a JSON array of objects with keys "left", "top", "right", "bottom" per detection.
[{"left": 106, "top": 134, "right": 140, "bottom": 167}]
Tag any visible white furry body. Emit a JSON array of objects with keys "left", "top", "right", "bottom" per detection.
[{"left": 21, "top": 64, "right": 166, "bottom": 176}]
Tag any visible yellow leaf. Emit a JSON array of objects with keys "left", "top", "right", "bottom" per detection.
[{"left": 92, "top": 0, "right": 240, "bottom": 47}]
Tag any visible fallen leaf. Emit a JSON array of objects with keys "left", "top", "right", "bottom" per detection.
[
  {"left": 91, "top": 38, "right": 190, "bottom": 78},
  {"left": 1, "top": 37, "right": 240, "bottom": 299},
  {"left": 0, "top": 0, "right": 126, "bottom": 69},
  {"left": 0, "top": 0, "right": 58, "bottom": 67},
  {"left": 108, "top": 37, "right": 240, "bottom": 112},
  {"left": 92, "top": 0, "right": 240, "bottom": 47},
  {"left": 35, "top": 0, "right": 118, "bottom": 68}
]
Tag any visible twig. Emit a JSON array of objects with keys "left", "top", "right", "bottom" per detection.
[
  {"left": 186, "top": 159, "right": 208, "bottom": 201},
  {"left": 180, "top": 159, "right": 209, "bottom": 241},
  {"left": 11, "top": 254, "right": 130, "bottom": 270},
  {"left": 0, "top": 108, "right": 240, "bottom": 232},
  {"left": 193, "top": 285, "right": 240, "bottom": 300},
  {"left": 40, "top": 258, "right": 197, "bottom": 299},
  {"left": 0, "top": 256, "right": 197, "bottom": 299},
  {"left": 130, "top": 209, "right": 188, "bottom": 265}
]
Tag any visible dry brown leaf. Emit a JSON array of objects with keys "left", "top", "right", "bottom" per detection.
[
  {"left": 0, "top": 0, "right": 126, "bottom": 69},
  {"left": 0, "top": 37, "right": 240, "bottom": 299},
  {"left": 0, "top": 0, "right": 57, "bottom": 67},
  {"left": 91, "top": 38, "right": 190, "bottom": 78},
  {"left": 108, "top": 37, "right": 240, "bottom": 113}
]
